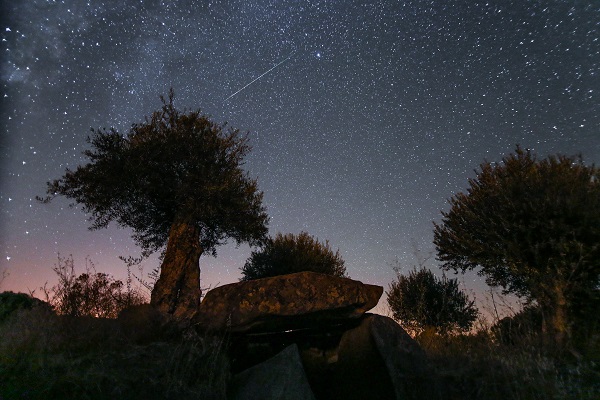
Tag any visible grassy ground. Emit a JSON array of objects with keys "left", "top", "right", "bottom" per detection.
[
  {"left": 0, "top": 304, "right": 229, "bottom": 400},
  {"left": 1, "top": 296, "right": 598, "bottom": 400},
  {"left": 415, "top": 326, "right": 600, "bottom": 400}
]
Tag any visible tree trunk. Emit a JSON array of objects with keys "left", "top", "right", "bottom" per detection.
[
  {"left": 549, "top": 282, "right": 569, "bottom": 348},
  {"left": 150, "top": 219, "right": 202, "bottom": 320}
]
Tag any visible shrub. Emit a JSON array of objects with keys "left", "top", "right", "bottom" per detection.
[
  {"left": 387, "top": 267, "right": 478, "bottom": 334},
  {"left": 42, "top": 254, "right": 147, "bottom": 318},
  {"left": 240, "top": 232, "right": 347, "bottom": 280},
  {"left": 0, "top": 291, "right": 51, "bottom": 323}
]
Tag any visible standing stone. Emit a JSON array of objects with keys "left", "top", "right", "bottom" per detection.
[
  {"left": 229, "top": 344, "right": 317, "bottom": 400},
  {"left": 369, "top": 315, "right": 437, "bottom": 400},
  {"left": 321, "top": 314, "right": 396, "bottom": 400},
  {"left": 301, "top": 314, "right": 435, "bottom": 400}
]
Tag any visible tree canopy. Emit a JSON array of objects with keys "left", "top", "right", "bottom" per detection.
[
  {"left": 40, "top": 91, "right": 269, "bottom": 318},
  {"left": 240, "top": 232, "right": 347, "bottom": 281},
  {"left": 387, "top": 266, "right": 478, "bottom": 334},
  {"left": 433, "top": 146, "right": 600, "bottom": 345}
]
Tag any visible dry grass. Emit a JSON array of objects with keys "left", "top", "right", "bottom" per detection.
[
  {"left": 0, "top": 303, "right": 229, "bottom": 400},
  {"left": 2, "top": 291, "right": 598, "bottom": 400},
  {"left": 414, "top": 323, "right": 600, "bottom": 400}
]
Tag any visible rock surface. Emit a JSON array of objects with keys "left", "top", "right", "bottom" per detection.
[
  {"left": 193, "top": 271, "right": 383, "bottom": 333},
  {"left": 301, "top": 314, "right": 433, "bottom": 400},
  {"left": 368, "top": 314, "right": 436, "bottom": 399},
  {"left": 309, "top": 314, "right": 396, "bottom": 400},
  {"left": 229, "top": 343, "right": 317, "bottom": 400}
]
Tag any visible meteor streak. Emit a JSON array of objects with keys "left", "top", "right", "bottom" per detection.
[{"left": 225, "top": 52, "right": 294, "bottom": 102}]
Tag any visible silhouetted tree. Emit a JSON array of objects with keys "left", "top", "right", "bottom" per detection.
[
  {"left": 434, "top": 146, "right": 600, "bottom": 346},
  {"left": 387, "top": 267, "right": 478, "bottom": 334},
  {"left": 240, "top": 232, "right": 347, "bottom": 281},
  {"left": 39, "top": 91, "right": 268, "bottom": 318}
]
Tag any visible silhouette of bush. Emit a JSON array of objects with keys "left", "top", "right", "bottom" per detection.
[
  {"left": 387, "top": 267, "right": 478, "bottom": 334},
  {"left": 241, "top": 232, "right": 347, "bottom": 280},
  {"left": 491, "top": 306, "right": 544, "bottom": 345},
  {"left": 0, "top": 291, "right": 51, "bottom": 323},
  {"left": 42, "top": 254, "right": 147, "bottom": 318}
]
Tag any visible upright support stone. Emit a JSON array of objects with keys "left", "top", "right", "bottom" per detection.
[{"left": 229, "top": 344, "right": 317, "bottom": 400}]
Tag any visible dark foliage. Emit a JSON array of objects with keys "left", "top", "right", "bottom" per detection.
[
  {"left": 434, "top": 146, "right": 600, "bottom": 345},
  {"left": 39, "top": 90, "right": 268, "bottom": 258},
  {"left": 39, "top": 90, "right": 268, "bottom": 316},
  {"left": 386, "top": 267, "right": 478, "bottom": 334},
  {"left": 42, "top": 254, "right": 146, "bottom": 318},
  {"left": 0, "top": 291, "right": 50, "bottom": 323},
  {"left": 492, "top": 306, "right": 544, "bottom": 345},
  {"left": 0, "top": 306, "right": 229, "bottom": 399},
  {"left": 240, "top": 232, "right": 347, "bottom": 281}
]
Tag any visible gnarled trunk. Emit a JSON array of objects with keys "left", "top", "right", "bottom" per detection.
[
  {"left": 150, "top": 219, "right": 202, "bottom": 320},
  {"left": 540, "top": 281, "right": 570, "bottom": 349},
  {"left": 550, "top": 282, "right": 569, "bottom": 348}
]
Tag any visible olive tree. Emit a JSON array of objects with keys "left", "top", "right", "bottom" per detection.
[
  {"left": 40, "top": 91, "right": 268, "bottom": 319},
  {"left": 434, "top": 146, "right": 600, "bottom": 345}
]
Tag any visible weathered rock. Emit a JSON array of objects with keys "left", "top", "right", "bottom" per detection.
[
  {"left": 301, "top": 314, "right": 434, "bottom": 400},
  {"left": 193, "top": 272, "right": 383, "bottom": 333},
  {"left": 369, "top": 314, "right": 437, "bottom": 399},
  {"left": 228, "top": 343, "right": 317, "bottom": 400},
  {"left": 305, "top": 314, "right": 395, "bottom": 400}
]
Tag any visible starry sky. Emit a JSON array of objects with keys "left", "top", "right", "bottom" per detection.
[{"left": 1, "top": 1, "right": 598, "bottom": 314}]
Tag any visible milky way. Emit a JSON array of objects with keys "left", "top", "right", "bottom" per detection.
[{"left": 1, "top": 1, "right": 598, "bottom": 313}]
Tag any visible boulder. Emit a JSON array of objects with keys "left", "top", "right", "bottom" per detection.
[
  {"left": 193, "top": 272, "right": 383, "bottom": 333},
  {"left": 301, "top": 314, "right": 435, "bottom": 400},
  {"left": 228, "top": 343, "right": 317, "bottom": 400},
  {"left": 306, "top": 314, "right": 395, "bottom": 400},
  {"left": 369, "top": 315, "right": 437, "bottom": 399}
]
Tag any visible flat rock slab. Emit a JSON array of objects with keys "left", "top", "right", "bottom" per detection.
[
  {"left": 194, "top": 271, "right": 383, "bottom": 333},
  {"left": 228, "top": 344, "right": 317, "bottom": 400},
  {"left": 368, "top": 315, "right": 436, "bottom": 399}
]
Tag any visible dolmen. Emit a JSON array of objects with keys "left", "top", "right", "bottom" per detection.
[{"left": 192, "top": 271, "right": 436, "bottom": 400}]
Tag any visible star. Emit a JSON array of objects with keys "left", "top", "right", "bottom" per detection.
[{"left": 0, "top": 0, "right": 597, "bottom": 317}]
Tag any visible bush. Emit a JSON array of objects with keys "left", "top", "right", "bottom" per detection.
[
  {"left": 492, "top": 306, "right": 544, "bottom": 345},
  {"left": 0, "top": 291, "right": 51, "bottom": 323},
  {"left": 387, "top": 267, "right": 478, "bottom": 334},
  {"left": 240, "top": 232, "right": 347, "bottom": 281},
  {"left": 42, "top": 254, "right": 147, "bottom": 318}
]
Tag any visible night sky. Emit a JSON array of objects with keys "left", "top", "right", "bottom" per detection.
[{"left": 1, "top": 1, "right": 598, "bottom": 314}]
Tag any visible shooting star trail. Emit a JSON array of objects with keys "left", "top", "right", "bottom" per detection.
[{"left": 225, "top": 52, "right": 295, "bottom": 102}]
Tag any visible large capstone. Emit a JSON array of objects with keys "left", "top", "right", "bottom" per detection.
[{"left": 193, "top": 271, "right": 383, "bottom": 334}]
